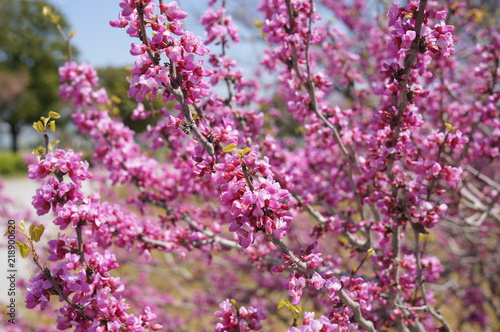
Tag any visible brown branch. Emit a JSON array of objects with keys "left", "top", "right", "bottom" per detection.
[
  {"left": 135, "top": 3, "right": 215, "bottom": 157},
  {"left": 164, "top": 85, "right": 215, "bottom": 156},
  {"left": 386, "top": 0, "right": 428, "bottom": 169},
  {"left": 55, "top": 23, "right": 73, "bottom": 62},
  {"left": 76, "top": 224, "right": 86, "bottom": 265},
  {"left": 265, "top": 233, "right": 378, "bottom": 331},
  {"left": 338, "top": 289, "right": 377, "bottom": 332},
  {"left": 412, "top": 228, "right": 453, "bottom": 332},
  {"left": 283, "top": 0, "right": 365, "bottom": 221},
  {"left": 31, "top": 259, "right": 92, "bottom": 321},
  {"left": 136, "top": 4, "right": 158, "bottom": 65}
]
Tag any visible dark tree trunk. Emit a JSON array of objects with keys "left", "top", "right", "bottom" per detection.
[{"left": 9, "top": 122, "right": 19, "bottom": 153}]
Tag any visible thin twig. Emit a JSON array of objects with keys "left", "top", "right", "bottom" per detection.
[
  {"left": 284, "top": 0, "right": 365, "bottom": 220},
  {"left": 135, "top": 3, "right": 215, "bottom": 157}
]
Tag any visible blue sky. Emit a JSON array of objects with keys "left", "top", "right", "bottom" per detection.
[
  {"left": 46, "top": 0, "right": 216, "bottom": 68},
  {"left": 47, "top": 0, "right": 136, "bottom": 67}
]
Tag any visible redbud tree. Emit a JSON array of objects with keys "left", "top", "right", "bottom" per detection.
[{"left": 3, "top": 0, "right": 499, "bottom": 331}]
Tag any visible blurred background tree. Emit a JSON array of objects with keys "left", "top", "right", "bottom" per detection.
[
  {"left": 97, "top": 66, "right": 168, "bottom": 133},
  {"left": 0, "top": 0, "right": 73, "bottom": 152}
]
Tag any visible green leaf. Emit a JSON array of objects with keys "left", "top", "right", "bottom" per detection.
[
  {"left": 222, "top": 143, "right": 237, "bottom": 153},
  {"left": 50, "top": 13, "right": 60, "bottom": 24},
  {"left": 29, "top": 224, "right": 35, "bottom": 238},
  {"left": 253, "top": 18, "right": 263, "bottom": 29},
  {"left": 32, "top": 225, "right": 45, "bottom": 243},
  {"left": 237, "top": 147, "right": 251, "bottom": 158},
  {"left": 19, "top": 220, "right": 25, "bottom": 232},
  {"left": 33, "top": 146, "right": 45, "bottom": 158},
  {"left": 338, "top": 235, "right": 349, "bottom": 245},
  {"left": 49, "top": 121, "right": 56, "bottom": 132},
  {"left": 277, "top": 300, "right": 302, "bottom": 315},
  {"left": 33, "top": 121, "right": 44, "bottom": 133},
  {"left": 419, "top": 233, "right": 435, "bottom": 242},
  {"left": 42, "top": 6, "right": 51, "bottom": 16},
  {"left": 229, "top": 299, "right": 241, "bottom": 310},
  {"left": 51, "top": 139, "right": 60, "bottom": 146},
  {"left": 68, "top": 30, "right": 77, "bottom": 39},
  {"left": 277, "top": 299, "right": 288, "bottom": 310},
  {"left": 15, "top": 241, "right": 30, "bottom": 258},
  {"left": 110, "top": 95, "right": 122, "bottom": 104},
  {"left": 49, "top": 111, "right": 61, "bottom": 119}
]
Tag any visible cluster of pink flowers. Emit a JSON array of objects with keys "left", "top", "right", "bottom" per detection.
[
  {"left": 59, "top": 62, "right": 108, "bottom": 106},
  {"left": 288, "top": 312, "right": 339, "bottom": 332},
  {"left": 215, "top": 150, "right": 292, "bottom": 248},
  {"left": 111, "top": 0, "right": 212, "bottom": 104},
  {"left": 387, "top": 1, "right": 454, "bottom": 63},
  {"left": 200, "top": 6, "right": 239, "bottom": 46},
  {"left": 25, "top": 147, "right": 162, "bottom": 329},
  {"left": 214, "top": 299, "right": 267, "bottom": 332},
  {"left": 11, "top": 0, "right": 500, "bottom": 331},
  {"left": 29, "top": 149, "right": 92, "bottom": 185}
]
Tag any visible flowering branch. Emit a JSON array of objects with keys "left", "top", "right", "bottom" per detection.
[{"left": 12, "top": 1, "right": 500, "bottom": 331}]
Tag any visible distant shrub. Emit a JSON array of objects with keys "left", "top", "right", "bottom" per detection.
[{"left": 0, "top": 151, "right": 28, "bottom": 176}]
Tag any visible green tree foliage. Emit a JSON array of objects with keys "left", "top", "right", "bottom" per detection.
[
  {"left": 0, "top": 0, "right": 72, "bottom": 152},
  {"left": 97, "top": 66, "right": 167, "bottom": 133}
]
